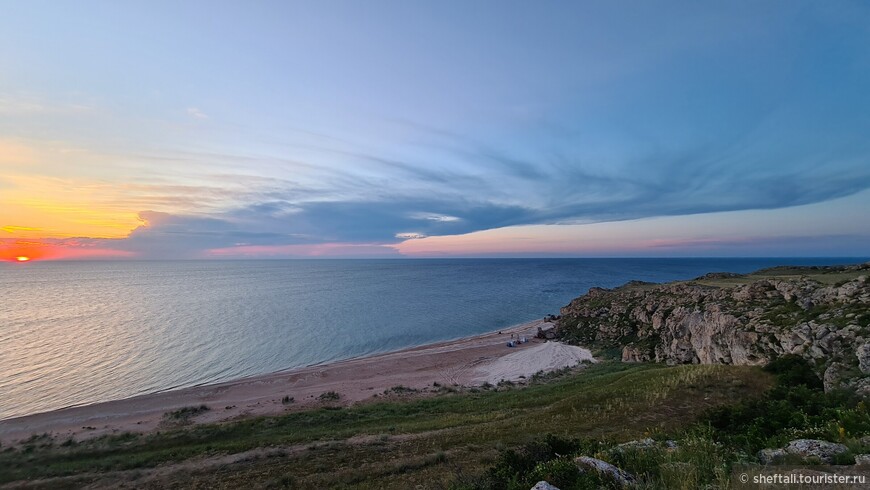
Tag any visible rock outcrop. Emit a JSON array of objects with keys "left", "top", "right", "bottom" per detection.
[
  {"left": 758, "top": 439, "right": 849, "bottom": 464},
  {"left": 530, "top": 482, "right": 561, "bottom": 490},
  {"left": 757, "top": 448, "right": 788, "bottom": 465},
  {"left": 556, "top": 264, "right": 870, "bottom": 393},
  {"left": 784, "top": 439, "right": 849, "bottom": 463},
  {"left": 613, "top": 438, "right": 678, "bottom": 452},
  {"left": 574, "top": 456, "right": 636, "bottom": 488}
]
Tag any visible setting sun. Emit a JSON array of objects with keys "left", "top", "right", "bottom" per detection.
[{"left": 15, "top": 256, "right": 31, "bottom": 262}]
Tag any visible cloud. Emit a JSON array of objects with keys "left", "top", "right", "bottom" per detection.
[
  {"left": 5, "top": 76, "right": 870, "bottom": 259},
  {"left": 0, "top": 95, "right": 94, "bottom": 116},
  {"left": 8, "top": 91, "right": 870, "bottom": 256},
  {"left": 6, "top": 125, "right": 870, "bottom": 260},
  {"left": 206, "top": 242, "right": 400, "bottom": 258},
  {"left": 68, "top": 137, "right": 870, "bottom": 258},
  {"left": 119, "top": 211, "right": 297, "bottom": 258},
  {"left": 92, "top": 197, "right": 533, "bottom": 258},
  {"left": 1, "top": 226, "right": 41, "bottom": 234},
  {"left": 186, "top": 107, "right": 209, "bottom": 119},
  {"left": 409, "top": 212, "right": 461, "bottom": 222},
  {"left": 345, "top": 118, "right": 870, "bottom": 241}
]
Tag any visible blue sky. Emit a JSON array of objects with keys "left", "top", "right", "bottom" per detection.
[{"left": 1, "top": 1, "right": 869, "bottom": 259}]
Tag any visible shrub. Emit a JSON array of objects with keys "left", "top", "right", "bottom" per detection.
[
  {"left": 163, "top": 405, "right": 209, "bottom": 423},
  {"left": 387, "top": 385, "right": 418, "bottom": 394},
  {"left": 484, "top": 435, "right": 593, "bottom": 489},
  {"left": 763, "top": 354, "right": 823, "bottom": 389},
  {"left": 317, "top": 391, "right": 341, "bottom": 402},
  {"left": 528, "top": 458, "right": 581, "bottom": 488},
  {"left": 705, "top": 356, "right": 870, "bottom": 452}
]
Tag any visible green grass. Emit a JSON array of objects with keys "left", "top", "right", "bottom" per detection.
[{"left": 0, "top": 363, "right": 772, "bottom": 488}]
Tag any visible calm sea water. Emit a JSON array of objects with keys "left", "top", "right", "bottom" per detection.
[{"left": 0, "top": 258, "right": 863, "bottom": 420}]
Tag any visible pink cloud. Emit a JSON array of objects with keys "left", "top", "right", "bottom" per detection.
[{"left": 206, "top": 242, "right": 400, "bottom": 258}]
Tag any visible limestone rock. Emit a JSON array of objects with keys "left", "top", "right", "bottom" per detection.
[
  {"left": 575, "top": 456, "right": 636, "bottom": 488},
  {"left": 621, "top": 344, "right": 651, "bottom": 363},
  {"left": 849, "top": 376, "right": 870, "bottom": 397},
  {"left": 615, "top": 438, "right": 656, "bottom": 451},
  {"left": 531, "top": 482, "right": 560, "bottom": 490},
  {"left": 858, "top": 343, "right": 870, "bottom": 374},
  {"left": 758, "top": 448, "right": 787, "bottom": 465},
  {"left": 824, "top": 363, "right": 847, "bottom": 393},
  {"left": 555, "top": 265, "right": 870, "bottom": 393},
  {"left": 784, "top": 439, "right": 848, "bottom": 464}
]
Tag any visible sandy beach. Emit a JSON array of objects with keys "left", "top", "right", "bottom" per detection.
[{"left": 0, "top": 320, "right": 594, "bottom": 445}]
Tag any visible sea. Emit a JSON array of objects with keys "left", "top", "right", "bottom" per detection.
[{"left": 0, "top": 257, "right": 863, "bottom": 420}]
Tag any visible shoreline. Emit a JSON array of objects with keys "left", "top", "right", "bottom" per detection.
[{"left": 0, "top": 319, "right": 593, "bottom": 445}]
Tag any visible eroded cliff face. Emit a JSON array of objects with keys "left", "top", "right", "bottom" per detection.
[{"left": 555, "top": 264, "right": 870, "bottom": 395}]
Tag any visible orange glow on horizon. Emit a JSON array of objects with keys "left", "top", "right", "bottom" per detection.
[{"left": 0, "top": 239, "right": 135, "bottom": 261}]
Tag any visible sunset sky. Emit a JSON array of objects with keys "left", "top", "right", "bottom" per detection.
[{"left": 2, "top": 1, "right": 869, "bottom": 260}]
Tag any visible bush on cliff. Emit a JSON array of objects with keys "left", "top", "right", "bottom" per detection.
[{"left": 762, "top": 354, "right": 824, "bottom": 390}]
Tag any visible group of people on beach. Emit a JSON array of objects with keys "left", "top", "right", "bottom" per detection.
[{"left": 507, "top": 333, "right": 528, "bottom": 348}]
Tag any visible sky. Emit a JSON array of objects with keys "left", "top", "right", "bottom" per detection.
[{"left": 1, "top": 0, "right": 869, "bottom": 260}]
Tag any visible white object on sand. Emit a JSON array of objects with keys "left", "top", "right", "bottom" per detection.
[{"left": 473, "top": 341, "right": 595, "bottom": 384}]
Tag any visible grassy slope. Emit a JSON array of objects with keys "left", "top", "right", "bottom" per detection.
[
  {"left": 687, "top": 265, "right": 867, "bottom": 288},
  {"left": 594, "top": 266, "right": 867, "bottom": 294},
  {"left": 0, "top": 363, "right": 772, "bottom": 489}
]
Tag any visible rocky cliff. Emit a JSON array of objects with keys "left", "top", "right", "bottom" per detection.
[{"left": 555, "top": 263, "right": 870, "bottom": 395}]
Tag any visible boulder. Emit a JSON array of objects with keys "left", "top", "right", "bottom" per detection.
[
  {"left": 851, "top": 377, "right": 870, "bottom": 398},
  {"left": 531, "top": 482, "right": 560, "bottom": 490},
  {"left": 858, "top": 343, "right": 870, "bottom": 374},
  {"left": 758, "top": 448, "right": 787, "bottom": 465},
  {"left": 575, "top": 456, "right": 636, "bottom": 487},
  {"left": 621, "top": 345, "right": 651, "bottom": 363},
  {"left": 784, "top": 439, "right": 848, "bottom": 464},
  {"left": 855, "top": 454, "right": 870, "bottom": 467},
  {"left": 615, "top": 438, "right": 656, "bottom": 451},
  {"left": 823, "top": 363, "right": 847, "bottom": 393}
]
